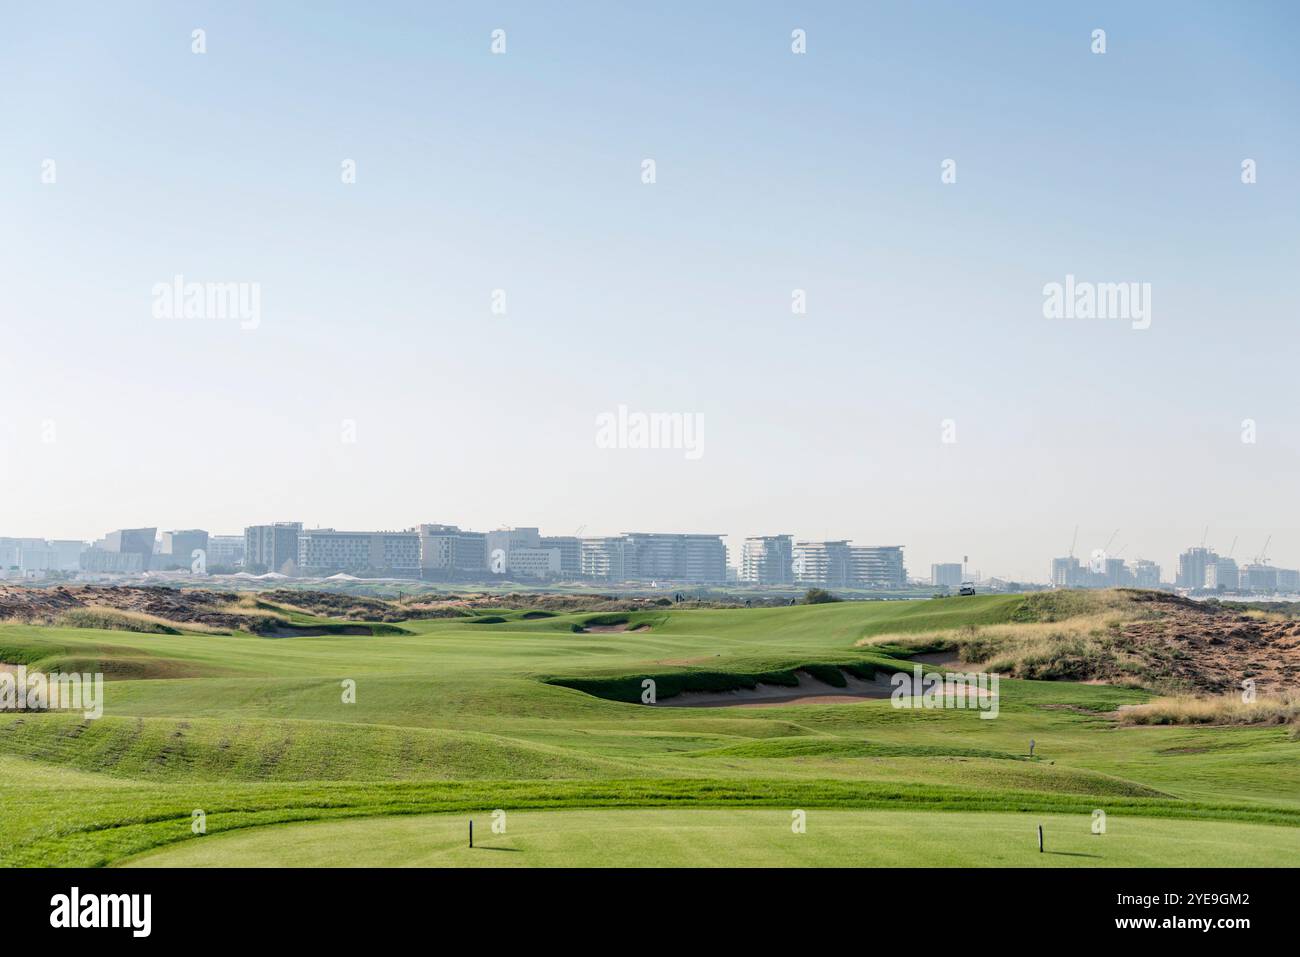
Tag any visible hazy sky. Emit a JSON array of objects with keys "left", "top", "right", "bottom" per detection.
[{"left": 2, "top": 1, "right": 1298, "bottom": 581}]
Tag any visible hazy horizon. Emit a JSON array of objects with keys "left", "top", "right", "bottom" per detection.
[{"left": 3, "top": 1, "right": 1298, "bottom": 581}]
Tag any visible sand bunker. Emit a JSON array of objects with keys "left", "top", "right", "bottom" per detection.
[
  {"left": 659, "top": 669, "right": 897, "bottom": 708},
  {"left": 908, "top": 650, "right": 970, "bottom": 669}
]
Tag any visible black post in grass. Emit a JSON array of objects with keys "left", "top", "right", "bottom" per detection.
[
  {"left": 469, "top": 819, "right": 473, "bottom": 848},
  {"left": 1038, "top": 825, "right": 1044, "bottom": 853}
]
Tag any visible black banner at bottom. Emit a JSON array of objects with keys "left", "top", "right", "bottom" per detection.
[{"left": 0, "top": 866, "right": 1283, "bottom": 943}]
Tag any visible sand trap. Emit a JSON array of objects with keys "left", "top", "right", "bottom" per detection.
[
  {"left": 908, "top": 650, "right": 970, "bottom": 669},
  {"left": 659, "top": 670, "right": 897, "bottom": 708},
  {"left": 582, "top": 623, "right": 648, "bottom": 634}
]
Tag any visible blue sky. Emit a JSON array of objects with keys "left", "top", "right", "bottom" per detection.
[{"left": 2, "top": 1, "right": 1298, "bottom": 580}]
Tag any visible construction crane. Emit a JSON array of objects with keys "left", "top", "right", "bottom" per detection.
[
  {"left": 1255, "top": 535, "right": 1272, "bottom": 566},
  {"left": 1201, "top": 526, "right": 1209, "bottom": 548},
  {"left": 1103, "top": 529, "right": 1120, "bottom": 554},
  {"left": 1068, "top": 526, "right": 1078, "bottom": 558},
  {"left": 1227, "top": 536, "right": 1238, "bottom": 558}
]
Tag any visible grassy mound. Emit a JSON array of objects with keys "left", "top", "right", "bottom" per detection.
[{"left": 0, "top": 712, "right": 639, "bottom": 782}]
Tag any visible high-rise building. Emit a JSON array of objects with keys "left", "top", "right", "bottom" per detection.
[
  {"left": 622, "top": 533, "right": 727, "bottom": 583},
  {"left": 79, "top": 548, "right": 144, "bottom": 573},
  {"left": 207, "top": 535, "right": 245, "bottom": 568},
  {"left": 850, "top": 546, "right": 907, "bottom": 587},
  {"left": 296, "top": 529, "right": 420, "bottom": 577},
  {"left": 485, "top": 527, "right": 559, "bottom": 577},
  {"left": 1103, "top": 557, "right": 1132, "bottom": 587},
  {"left": 793, "top": 541, "right": 852, "bottom": 586},
  {"left": 244, "top": 523, "right": 302, "bottom": 575},
  {"left": 1205, "top": 557, "right": 1239, "bottom": 591},
  {"left": 1176, "top": 547, "right": 1216, "bottom": 589},
  {"left": 417, "top": 524, "right": 487, "bottom": 579},
  {"left": 506, "top": 548, "right": 561, "bottom": 579},
  {"left": 1051, "top": 556, "right": 1083, "bottom": 588},
  {"left": 103, "top": 528, "right": 157, "bottom": 571},
  {"left": 931, "top": 563, "right": 964, "bottom": 588},
  {"left": 540, "top": 536, "right": 582, "bottom": 578},
  {"left": 1130, "top": 559, "right": 1161, "bottom": 589},
  {"left": 740, "top": 535, "right": 794, "bottom": 585},
  {"left": 580, "top": 537, "right": 628, "bottom": 581},
  {"left": 159, "top": 529, "right": 209, "bottom": 569},
  {"left": 1241, "top": 563, "right": 1278, "bottom": 593},
  {"left": 49, "top": 540, "right": 88, "bottom": 571}
]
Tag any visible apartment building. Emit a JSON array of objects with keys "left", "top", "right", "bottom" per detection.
[
  {"left": 207, "top": 535, "right": 246, "bottom": 568},
  {"left": 103, "top": 528, "right": 158, "bottom": 571},
  {"left": 1205, "top": 557, "right": 1239, "bottom": 590},
  {"left": 931, "top": 563, "right": 964, "bottom": 588},
  {"left": 850, "top": 546, "right": 907, "bottom": 587},
  {"left": 0, "top": 537, "right": 83, "bottom": 574},
  {"left": 622, "top": 532, "right": 727, "bottom": 583},
  {"left": 794, "top": 541, "right": 906, "bottom": 588},
  {"left": 740, "top": 535, "right": 794, "bottom": 585},
  {"left": 79, "top": 549, "right": 144, "bottom": 573},
  {"left": 1241, "top": 563, "right": 1278, "bottom": 592},
  {"left": 417, "top": 524, "right": 487, "bottom": 579},
  {"left": 581, "top": 537, "right": 628, "bottom": 581},
  {"left": 508, "top": 548, "right": 561, "bottom": 579},
  {"left": 159, "top": 529, "right": 209, "bottom": 569},
  {"left": 1130, "top": 559, "right": 1161, "bottom": 589},
  {"left": 1176, "top": 547, "right": 1216, "bottom": 589},
  {"left": 245, "top": 523, "right": 302, "bottom": 575},
  {"left": 793, "top": 541, "right": 852, "bottom": 586},
  {"left": 296, "top": 529, "right": 420, "bottom": 577},
  {"left": 540, "top": 536, "right": 582, "bottom": 578}
]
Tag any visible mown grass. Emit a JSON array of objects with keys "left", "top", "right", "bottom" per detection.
[
  {"left": 0, "top": 589, "right": 1296, "bottom": 867},
  {"left": 120, "top": 807, "right": 1300, "bottom": 869}
]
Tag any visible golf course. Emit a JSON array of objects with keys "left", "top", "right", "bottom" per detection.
[{"left": 1, "top": 588, "right": 1296, "bottom": 867}]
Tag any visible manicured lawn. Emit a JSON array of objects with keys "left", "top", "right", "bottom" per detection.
[
  {"left": 121, "top": 807, "right": 1300, "bottom": 868},
  {"left": 1, "top": 593, "right": 1296, "bottom": 866}
]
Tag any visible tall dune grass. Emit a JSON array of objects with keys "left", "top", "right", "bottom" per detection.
[
  {"left": 857, "top": 613, "right": 1150, "bottom": 684},
  {"left": 1119, "top": 692, "right": 1300, "bottom": 727},
  {"left": 53, "top": 607, "right": 227, "bottom": 635}
]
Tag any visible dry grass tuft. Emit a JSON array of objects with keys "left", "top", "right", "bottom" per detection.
[{"left": 1118, "top": 691, "right": 1300, "bottom": 727}]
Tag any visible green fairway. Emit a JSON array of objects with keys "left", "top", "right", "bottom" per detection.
[
  {"left": 2, "top": 591, "right": 1297, "bottom": 867},
  {"left": 121, "top": 808, "right": 1300, "bottom": 868}
]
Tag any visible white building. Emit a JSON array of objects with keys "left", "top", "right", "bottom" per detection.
[
  {"left": 793, "top": 541, "right": 851, "bottom": 586},
  {"left": 931, "top": 563, "right": 963, "bottom": 588},
  {"left": 623, "top": 532, "right": 727, "bottom": 583},
  {"left": 540, "top": 536, "right": 582, "bottom": 578},
  {"left": 508, "top": 548, "right": 561, "bottom": 579},
  {"left": 740, "top": 535, "right": 794, "bottom": 584},
  {"left": 297, "top": 529, "right": 420, "bottom": 577},
  {"left": 417, "top": 524, "right": 487, "bottom": 578},
  {"left": 581, "top": 537, "right": 628, "bottom": 581}
]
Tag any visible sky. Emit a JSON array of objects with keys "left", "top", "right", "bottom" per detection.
[{"left": 1, "top": 1, "right": 1298, "bottom": 581}]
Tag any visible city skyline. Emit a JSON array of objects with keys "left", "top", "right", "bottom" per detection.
[
  {"left": 3, "top": 3, "right": 1298, "bottom": 582},
  {"left": 3, "top": 514, "right": 1294, "bottom": 590}
]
